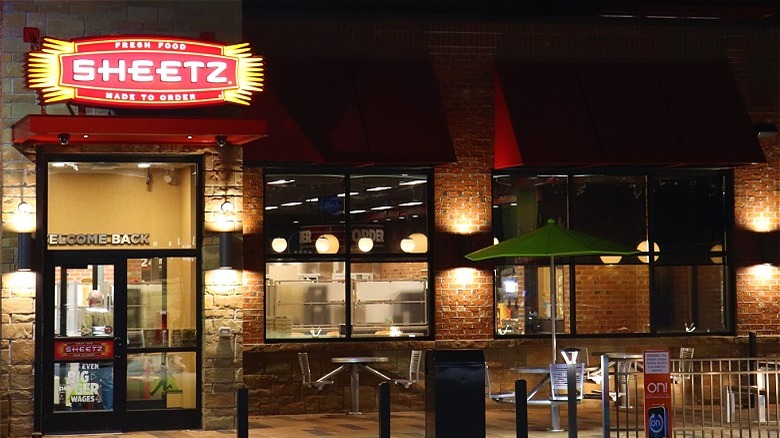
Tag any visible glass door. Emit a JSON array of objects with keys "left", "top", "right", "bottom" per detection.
[
  {"left": 124, "top": 256, "right": 200, "bottom": 429},
  {"left": 42, "top": 256, "right": 125, "bottom": 433},
  {"left": 41, "top": 254, "right": 200, "bottom": 433}
]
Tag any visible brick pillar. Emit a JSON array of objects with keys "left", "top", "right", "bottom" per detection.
[
  {"left": 202, "top": 146, "right": 244, "bottom": 429},
  {"left": 431, "top": 53, "right": 496, "bottom": 341}
]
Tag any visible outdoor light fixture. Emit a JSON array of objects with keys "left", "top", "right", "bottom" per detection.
[
  {"left": 17, "top": 232, "right": 33, "bottom": 272},
  {"left": 216, "top": 135, "right": 228, "bottom": 147},
  {"left": 220, "top": 199, "right": 234, "bottom": 213},
  {"left": 58, "top": 133, "right": 70, "bottom": 145},
  {"left": 561, "top": 347, "right": 580, "bottom": 364},
  {"left": 219, "top": 232, "right": 233, "bottom": 269}
]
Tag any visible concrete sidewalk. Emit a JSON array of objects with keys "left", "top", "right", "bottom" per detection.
[{"left": 48, "top": 403, "right": 607, "bottom": 438}]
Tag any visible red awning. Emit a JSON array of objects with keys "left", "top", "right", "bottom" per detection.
[
  {"left": 12, "top": 114, "right": 266, "bottom": 146},
  {"left": 494, "top": 62, "right": 765, "bottom": 169},
  {"left": 243, "top": 58, "right": 455, "bottom": 166}
]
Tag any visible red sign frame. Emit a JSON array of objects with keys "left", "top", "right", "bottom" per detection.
[{"left": 27, "top": 36, "right": 263, "bottom": 109}]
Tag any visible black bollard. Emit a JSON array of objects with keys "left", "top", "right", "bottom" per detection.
[
  {"left": 378, "top": 382, "right": 390, "bottom": 438},
  {"left": 515, "top": 379, "right": 528, "bottom": 438},
  {"left": 566, "top": 364, "right": 577, "bottom": 438},
  {"left": 237, "top": 387, "right": 248, "bottom": 438}
]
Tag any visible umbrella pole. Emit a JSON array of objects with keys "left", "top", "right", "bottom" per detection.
[{"left": 550, "top": 255, "right": 557, "bottom": 364}]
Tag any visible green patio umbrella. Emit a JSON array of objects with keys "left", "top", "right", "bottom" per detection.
[{"left": 466, "top": 219, "right": 639, "bottom": 364}]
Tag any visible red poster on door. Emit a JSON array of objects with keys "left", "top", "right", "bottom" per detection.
[
  {"left": 54, "top": 339, "right": 114, "bottom": 360},
  {"left": 644, "top": 350, "right": 672, "bottom": 438}
]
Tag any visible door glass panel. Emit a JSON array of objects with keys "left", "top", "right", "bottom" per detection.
[
  {"left": 127, "top": 257, "right": 197, "bottom": 411},
  {"left": 126, "top": 352, "right": 196, "bottom": 409},
  {"left": 54, "top": 265, "right": 115, "bottom": 338},
  {"left": 54, "top": 361, "right": 113, "bottom": 412},
  {"left": 127, "top": 257, "right": 197, "bottom": 348},
  {"left": 52, "top": 263, "right": 116, "bottom": 415}
]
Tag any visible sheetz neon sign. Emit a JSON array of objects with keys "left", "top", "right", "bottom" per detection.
[{"left": 27, "top": 36, "right": 263, "bottom": 108}]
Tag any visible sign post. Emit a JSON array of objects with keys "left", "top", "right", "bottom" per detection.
[{"left": 643, "top": 350, "right": 672, "bottom": 438}]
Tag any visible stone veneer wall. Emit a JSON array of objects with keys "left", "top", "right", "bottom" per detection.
[{"left": 0, "top": 1, "right": 245, "bottom": 436}]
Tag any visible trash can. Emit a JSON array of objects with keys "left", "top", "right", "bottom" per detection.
[{"left": 425, "top": 349, "right": 486, "bottom": 438}]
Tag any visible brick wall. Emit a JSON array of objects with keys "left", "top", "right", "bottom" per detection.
[
  {"left": 240, "top": 14, "right": 778, "bottom": 415},
  {"left": 245, "top": 15, "right": 778, "bottom": 342}
]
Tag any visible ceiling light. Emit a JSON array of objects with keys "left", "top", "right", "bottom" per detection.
[
  {"left": 137, "top": 162, "right": 151, "bottom": 169},
  {"left": 398, "top": 201, "right": 423, "bottom": 207},
  {"left": 367, "top": 186, "right": 391, "bottom": 192},
  {"left": 265, "top": 205, "right": 278, "bottom": 211},
  {"left": 600, "top": 255, "right": 622, "bottom": 265},
  {"left": 271, "top": 237, "right": 288, "bottom": 253},
  {"left": 637, "top": 240, "right": 660, "bottom": 263},
  {"left": 350, "top": 209, "right": 366, "bottom": 214},
  {"left": 357, "top": 237, "right": 373, "bottom": 253},
  {"left": 281, "top": 201, "right": 302, "bottom": 207},
  {"left": 400, "top": 238, "right": 415, "bottom": 253},
  {"left": 370, "top": 205, "right": 392, "bottom": 211},
  {"left": 315, "top": 234, "right": 339, "bottom": 254},
  {"left": 268, "top": 178, "right": 295, "bottom": 185},
  {"left": 399, "top": 180, "right": 426, "bottom": 186}
]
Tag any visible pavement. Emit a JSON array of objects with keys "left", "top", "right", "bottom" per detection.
[{"left": 46, "top": 402, "right": 608, "bottom": 438}]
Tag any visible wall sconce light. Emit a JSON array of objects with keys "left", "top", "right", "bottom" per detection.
[
  {"left": 219, "top": 232, "right": 233, "bottom": 269},
  {"left": 357, "top": 237, "right": 374, "bottom": 253},
  {"left": 18, "top": 232, "right": 33, "bottom": 272},
  {"left": 315, "top": 234, "right": 339, "bottom": 254},
  {"left": 11, "top": 171, "right": 36, "bottom": 234},
  {"left": 221, "top": 198, "right": 234, "bottom": 213},
  {"left": 207, "top": 231, "right": 241, "bottom": 288},
  {"left": 637, "top": 240, "right": 660, "bottom": 263}
]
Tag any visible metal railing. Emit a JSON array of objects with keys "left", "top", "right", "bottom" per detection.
[{"left": 601, "top": 355, "right": 780, "bottom": 438}]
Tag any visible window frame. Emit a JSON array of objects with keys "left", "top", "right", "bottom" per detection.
[
  {"left": 491, "top": 167, "right": 736, "bottom": 339},
  {"left": 263, "top": 167, "right": 435, "bottom": 342}
]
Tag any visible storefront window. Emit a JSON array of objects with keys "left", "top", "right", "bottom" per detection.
[
  {"left": 47, "top": 161, "right": 197, "bottom": 250},
  {"left": 265, "top": 171, "right": 432, "bottom": 340},
  {"left": 492, "top": 170, "right": 732, "bottom": 337}
]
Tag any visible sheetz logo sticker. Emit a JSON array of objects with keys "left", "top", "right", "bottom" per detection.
[
  {"left": 27, "top": 36, "right": 263, "bottom": 108},
  {"left": 55, "top": 340, "right": 114, "bottom": 360}
]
